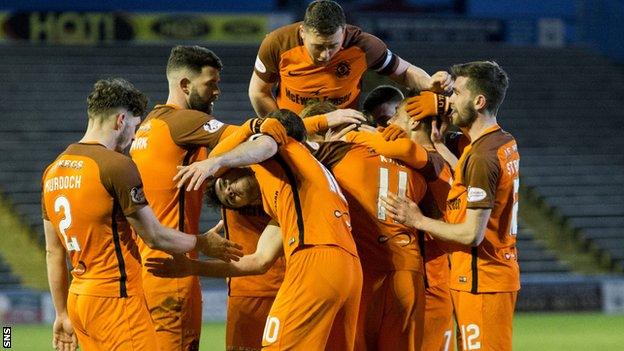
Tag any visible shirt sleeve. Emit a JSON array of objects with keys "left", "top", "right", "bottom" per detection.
[
  {"left": 254, "top": 31, "right": 281, "bottom": 83},
  {"left": 464, "top": 154, "right": 499, "bottom": 209},
  {"left": 167, "top": 110, "right": 229, "bottom": 150},
  {"left": 350, "top": 29, "right": 399, "bottom": 75},
  {"left": 102, "top": 157, "right": 148, "bottom": 216},
  {"left": 344, "top": 131, "right": 428, "bottom": 169}
]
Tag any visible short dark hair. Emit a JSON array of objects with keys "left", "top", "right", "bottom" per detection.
[
  {"left": 303, "top": 0, "right": 346, "bottom": 36},
  {"left": 299, "top": 100, "right": 337, "bottom": 118},
  {"left": 204, "top": 168, "right": 256, "bottom": 209},
  {"left": 204, "top": 177, "right": 221, "bottom": 209},
  {"left": 362, "top": 85, "right": 404, "bottom": 127},
  {"left": 450, "top": 61, "right": 509, "bottom": 115},
  {"left": 87, "top": 78, "right": 147, "bottom": 119},
  {"left": 166, "top": 45, "right": 223, "bottom": 77},
  {"left": 265, "top": 109, "right": 307, "bottom": 142}
]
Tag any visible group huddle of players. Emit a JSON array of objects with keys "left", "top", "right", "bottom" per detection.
[{"left": 41, "top": 1, "right": 520, "bottom": 351}]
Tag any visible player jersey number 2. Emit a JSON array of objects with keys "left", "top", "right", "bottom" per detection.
[
  {"left": 377, "top": 166, "right": 408, "bottom": 220},
  {"left": 54, "top": 195, "right": 81, "bottom": 251}
]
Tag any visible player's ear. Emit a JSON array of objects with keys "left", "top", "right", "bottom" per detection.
[
  {"left": 474, "top": 94, "right": 487, "bottom": 111},
  {"left": 114, "top": 112, "right": 126, "bottom": 131},
  {"left": 299, "top": 25, "right": 306, "bottom": 41},
  {"left": 180, "top": 77, "right": 191, "bottom": 96}
]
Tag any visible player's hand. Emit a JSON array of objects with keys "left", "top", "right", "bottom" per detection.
[
  {"left": 196, "top": 220, "right": 244, "bottom": 262},
  {"left": 381, "top": 192, "right": 424, "bottom": 228},
  {"left": 174, "top": 158, "right": 223, "bottom": 192},
  {"left": 324, "top": 109, "right": 366, "bottom": 128},
  {"left": 381, "top": 124, "right": 408, "bottom": 141},
  {"left": 145, "top": 255, "right": 194, "bottom": 278},
  {"left": 430, "top": 114, "right": 450, "bottom": 144},
  {"left": 405, "top": 91, "right": 450, "bottom": 121},
  {"left": 250, "top": 118, "right": 288, "bottom": 146},
  {"left": 52, "top": 314, "right": 78, "bottom": 351},
  {"left": 325, "top": 123, "right": 358, "bottom": 141},
  {"left": 427, "top": 70, "right": 453, "bottom": 95}
]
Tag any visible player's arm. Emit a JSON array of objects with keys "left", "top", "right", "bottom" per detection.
[
  {"left": 175, "top": 135, "right": 278, "bottom": 191},
  {"left": 345, "top": 130, "right": 429, "bottom": 169},
  {"left": 145, "top": 220, "right": 283, "bottom": 278},
  {"left": 43, "top": 219, "right": 78, "bottom": 351},
  {"left": 249, "top": 72, "right": 279, "bottom": 118},
  {"left": 389, "top": 59, "right": 452, "bottom": 95},
  {"left": 302, "top": 109, "right": 366, "bottom": 135},
  {"left": 126, "top": 207, "right": 243, "bottom": 262},
  {"left": 382, "top": 192, "right": 490, "bottom": 246}
]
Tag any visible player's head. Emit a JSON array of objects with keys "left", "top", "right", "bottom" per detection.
[
  {"left": 391, "top": 95, "right": 435, "bottom": 137},
  {"left": 300, "top": 101, "right": 337, "bottom": 142},
  {"left": 206, "top": 167, "right": 260, "bottom": 209},
  {"left": 301, "top": 0, "right": 346, "bottom": 66},
  {"left": 449, "top": 61, "right": 509, "bottom": 128},
  {"left": 166, "top": 45, "right": 223, "bottom": 114},
  {"left": 362, "top": 85, "right": 404, "bottom": 127},
  {"left": 87, "top": 78, "right": 147, "bottom": 151},
  {"left": 266, "top": 109, "right": 307, "bottom": 142}
]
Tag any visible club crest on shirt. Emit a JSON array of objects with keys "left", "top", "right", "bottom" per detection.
[
  {"left": 467, "top": 186, "right": 487, "bottom": 202},
  {"left": 335, "top": 60, "right": 351, "bottom": 78},
  {"left": 130, "top": 186, "right": 146, "bottom": 204},
  {"left": 203, "top": 119, "right": 224, "bottom": 133}
]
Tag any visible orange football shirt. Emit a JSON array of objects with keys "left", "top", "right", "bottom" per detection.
[
  {"left": 249, "top": 138, "right": 358, "bottom": 261},
  {"left": 314, "top": 141, "right": 426, "bottom": 272},
  {"left": 42, "top": 143, "right": 147, "bottom": 297},
  {"left": 255, "top": 22, "right": 400, "bottom": 114},
  {"left": 446, "top": 125, "right": 520, "bottom": 293}
]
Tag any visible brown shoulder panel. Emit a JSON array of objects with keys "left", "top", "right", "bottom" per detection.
[
  {"left": 66, "top": 144, "right": 148, "bottom": 216},
  {"left": 463, "top": 130, "right": 514, "bottom": 209},
  {"left": 343, "top": 24, "right": 392, "bottom": 71},
  {"left": 313, "top": 141, "right": 353, "bottom": 170},
  {"left": 419, "top": 151, "right": 446, "bottom": 182},
  {"left": 255, "top": 22, "right": 302, "bottom": 83},
  {"left": 157, "top": 107, "right": 228, "bottom": 150}
]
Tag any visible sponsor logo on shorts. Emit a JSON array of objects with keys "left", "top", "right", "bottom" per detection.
[
  {"left": 203, "top": 119, "right": 224, "bottom": 133},
  {"left": 459, "top": 276, "right": 467, "bottom": 283},
  {"left": 288, "top": 237, "right": 296, "bottom": 246},
  {"left": 130, "top": 186, "right": 146, "bottom": 204},
  {"left": 467, "top": 186, "right": 487, "bottom": 202}
]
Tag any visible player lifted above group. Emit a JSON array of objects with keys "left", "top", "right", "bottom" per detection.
[{"left": 42, "top": 1, "right": 519, "bottom": 351}]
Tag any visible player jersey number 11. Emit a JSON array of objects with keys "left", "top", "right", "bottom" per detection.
[{"left": 377, "top": 166, "right": 407, "bottom": 220}]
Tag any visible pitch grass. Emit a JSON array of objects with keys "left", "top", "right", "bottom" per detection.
[{"left": 8, "top": 313, "right": 624, "bottom": 350}]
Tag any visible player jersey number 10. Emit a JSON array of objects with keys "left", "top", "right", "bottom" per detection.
[{"left": 54, "top": 195, "right": 82, "bottom": 252}]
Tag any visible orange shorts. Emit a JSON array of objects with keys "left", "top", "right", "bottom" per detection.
[
  {"left": 451, "top": 290, "right": 517, "bottom": 351},
  {"left": 355, "top": 269, "right": 425, "bottom": 351},
  {"left": 226, "top": 295, "right": 276, "bottom": 351},
  {"left": 67, "top": 292, "right": 158, "bottom": 351},
  {"left": 261, "top": 245, "right": 362, "bottom": 350},
  {"left": 423, "top": 284, "right": 454, "bottom": 351},
  {"left": 142, "top": 274, "right": 202, "bottom": 351}
]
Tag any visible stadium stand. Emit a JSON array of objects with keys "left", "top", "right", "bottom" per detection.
[{"left": 1, "top": 42, "right": 622, "bottom": 291}]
